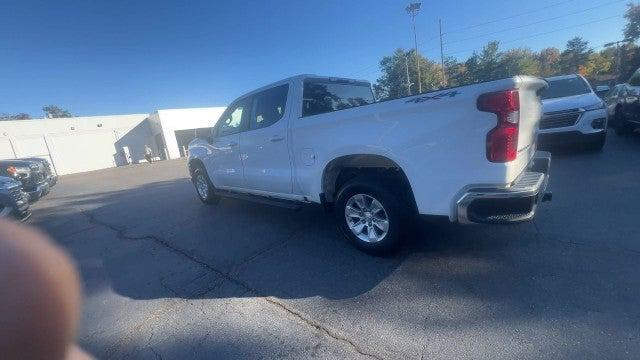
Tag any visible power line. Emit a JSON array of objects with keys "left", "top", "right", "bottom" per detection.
[
  {"left": 444, "top": 14, "right": 621, "bottom": 57},
  {"left": 444, "top": 0, "right": 579, "bottom": 34},
  {"left": 444, "top": 0, "right": 624, "bottom": 46}
]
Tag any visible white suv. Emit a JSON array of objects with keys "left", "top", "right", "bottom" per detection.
[{"left": 538, "top": 74, "right": 608, "bottom": 151}]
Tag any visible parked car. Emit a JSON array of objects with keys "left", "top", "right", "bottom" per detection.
[
  {"left": 187, "top": 74, "right": 551, "bottom": 254},
  {"left": 605, "top": 70, "right": 640, "bottom": 135},
  {"left": 0, "top": 159, "right": 49, "bottom": 201},
  {"left": 0, "top": 176, "right": 31, "bottom": 221},
  {"left": 538, "top": 74, "right": 608, "bottom": 151},
  {"left": 18, "top": 157, "right": 58, "bottom": 187}
]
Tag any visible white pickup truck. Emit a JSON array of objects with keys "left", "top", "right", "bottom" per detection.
[{"left": 188, "top": 74, "right": 551, "bottom": 254}]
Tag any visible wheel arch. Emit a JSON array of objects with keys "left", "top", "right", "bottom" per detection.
[{"left": 320, "top": 154, "right": 417, "bottom": 214}]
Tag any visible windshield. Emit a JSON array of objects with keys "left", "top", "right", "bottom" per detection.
[{"left": 541, "top": 77, "right": 592, "bottom": 100}]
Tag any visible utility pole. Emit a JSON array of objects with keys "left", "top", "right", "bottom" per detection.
[
  {"left": 406, "top": 3, "right": 422, "bottom": 94},
  {"left": 405, "top": 53, "right": 412, "bottom": 96},
  {"left": 604, "top": 39, "right": 633, "bottom": 81},
  {"left": 439, "top": 19, "right": 447, "bottom": 87}
]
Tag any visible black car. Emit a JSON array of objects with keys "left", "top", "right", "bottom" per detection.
[
  {"left": 0, "top": 176, "right": 31, "bottom": 221},
  {"left": 606, "top": 71, "right": 640, "bottom": 135},
  {"left": 18, "top": 157, "right": 58, "bottom": 187},
  {"left": 0, "top": 159, "right": 49, "bottom": 201}
]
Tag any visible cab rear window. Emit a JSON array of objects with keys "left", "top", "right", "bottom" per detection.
[{"left": 302, "top": 79, "right": 375, "bottom": 117}]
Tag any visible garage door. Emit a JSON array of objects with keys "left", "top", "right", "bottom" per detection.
[
  {"left": 0, "top": 139, "right": 16, "bottom": 159},
  {"left": 47, "top": 130, "right": 119, "bottom": 175},
  {"left": 12, "top": 136, "right": 49, "bottom": 158}
]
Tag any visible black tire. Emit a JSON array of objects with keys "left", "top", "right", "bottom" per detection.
[
  {"left": 191, "top": 165, "right": 220, "bottom": 205},
  {"left": 614, "top": 109, "right": 632, "bottom": 136},
  {"left": 585, "top": 132, "right": 606, "bottom": 152},
  {"left": 334, "top": 176, "right": 408, "bottom": 255}
]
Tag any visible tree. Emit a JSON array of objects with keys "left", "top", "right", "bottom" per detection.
[
  {"left": 538, "top": 47, "right": 561, "bottom": 77},
  {"left": 443, "top": 56, "right": 467, "bottom": 88},
  {"left": 373, "top": 35, "right": 612, "bottom": 95},
  {"left": 581, "top": 52, "right": 614, "bottom": 78},
  {"left": 476, "top": 41, "right": 504, "bottom": 82},
  {"left": 500, "top": 48, "right": 540, "bottom": 77},
  {"left": 374, "top": 49, "right": 443, "bottom": 100},
  {"left": 624, "top": 3, "right": 640, "bottom": 41},
  {"left": 560, "top": 37, "right": 592, "bottom": 73},
  {"left": 619, "top": 42, "right": 640, "bottom": 80},
  {"left": 374, "top": 49, "right": 413, "bottom": 100},
  {"left": 0, "top": 113, "right": 31, "bottom": 120},
  {"left": 42, "top": 105, "right": 72, "bottom": 118}
]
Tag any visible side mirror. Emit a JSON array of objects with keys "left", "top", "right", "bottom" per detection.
[
  {"left": 195, "top": 128, "right": 215, "bottom": 143},
  {"left": 595, "top": 85, "right": 610, "bottom": 98}
]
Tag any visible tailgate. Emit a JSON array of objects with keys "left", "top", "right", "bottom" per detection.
[{"left": 516, "top": 76, "right": 548, "bottom": 158}]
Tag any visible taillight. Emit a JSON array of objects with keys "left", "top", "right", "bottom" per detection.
[{"left": 477, "top": 89, "right": 520, "bottom": 163}]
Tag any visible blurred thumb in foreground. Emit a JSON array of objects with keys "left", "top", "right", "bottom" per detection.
[{"left": 0, "top": 219, "right": 91, "bottom": 360}]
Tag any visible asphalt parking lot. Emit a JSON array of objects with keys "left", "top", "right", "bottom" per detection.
[{"left": 29, "top": 131, "right": 640, "bottom": 359}]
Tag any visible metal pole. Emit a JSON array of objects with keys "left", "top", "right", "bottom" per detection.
[
  {"left": 616, "top": 43, "right": 622, "bottom": 80},
  {"left": 605, "top": 39, "right": 632, "bottom": 82},
  {"left": 439, "top": 19, "right": 447, "bottom": 87},
  {"left": 405, "top": 54, "right": 412, "bottom": 96},
  {"left": 411, "top": 14, "right": 422, "bottom": 93}
]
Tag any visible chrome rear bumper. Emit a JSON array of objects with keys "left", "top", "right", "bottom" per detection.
[{"left": 456, "top": 151, "right": 551, "bottom": 224}]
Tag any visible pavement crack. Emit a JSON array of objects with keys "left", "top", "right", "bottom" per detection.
[
  {"left": 228, "top": 226, "right": 307, "bottom": 276},
  {"left": 82, "top": 209, "right": 382, "bottom": 359},
  {"left": 264, "top": 297, "right": 384, "bottom": 360}
]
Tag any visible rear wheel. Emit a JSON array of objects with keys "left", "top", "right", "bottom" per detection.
[
  {"left": 335, "top": 176, "right": 408, "bottom": 255},
  {"left": 192, "top": 165, "right": 219, "bottom": 205}
]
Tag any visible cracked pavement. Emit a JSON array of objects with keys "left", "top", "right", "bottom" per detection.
[{"left": 29, "top": 132, "right": 640, "bottom": 359}]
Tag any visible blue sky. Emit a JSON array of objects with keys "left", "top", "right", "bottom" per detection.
[{"left": 0, "top": 0, "right": 628, "bottom": 117}]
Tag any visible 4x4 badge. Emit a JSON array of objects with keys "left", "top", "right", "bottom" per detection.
[{"left": 405, "top": 90, "right": 460, "bottom": 104}]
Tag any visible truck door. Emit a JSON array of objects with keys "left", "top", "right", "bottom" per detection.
[
  {"left": 206, "top": 99, "right": 250, "bottom": 188},
  {"left": 239, "top": 84, "right": 292, "bottom": 194}
]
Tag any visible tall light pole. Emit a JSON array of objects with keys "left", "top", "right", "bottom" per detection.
[
  {"left": 405, "top": 53, "right": 412, "bottom": 96},
  {"left": 406, "top": 3, "right": 422, "bottom": 94}
]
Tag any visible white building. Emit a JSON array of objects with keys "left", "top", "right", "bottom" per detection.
[{"left": 0, "top": 107, "right": 225, "bottom": 175}]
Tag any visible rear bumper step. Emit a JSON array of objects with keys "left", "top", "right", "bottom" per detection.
[{"left": 456, "top": 151, "right": 551, "bottom": 224}]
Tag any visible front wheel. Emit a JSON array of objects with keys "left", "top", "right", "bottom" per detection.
[
  {"left": 192, "top": 166, "right": 219, "bottom": 205},
  {"left": 585, "top": 132, "right": 606, "bottom": 152},
  {"left": 335, "top": 177, "right": 407, "bottom": 255},
  {"left": 614, "top": 110, "right": 633, "bottom": 136}
]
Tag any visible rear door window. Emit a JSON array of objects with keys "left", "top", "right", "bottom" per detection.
[{"left": 250, "top": 84, "right": 289, "bottom": 130}]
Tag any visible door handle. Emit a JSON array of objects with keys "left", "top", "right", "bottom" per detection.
[
  {"left": 226, "top": 141, "right": 238, "bottom": 147},
  {"left": 269, "top": 135, "right": 285, "bottom": 142}
]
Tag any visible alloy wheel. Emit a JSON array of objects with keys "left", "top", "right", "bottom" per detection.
[{"left": 344, "top": 193, "right": 389, "bottom": 243}]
